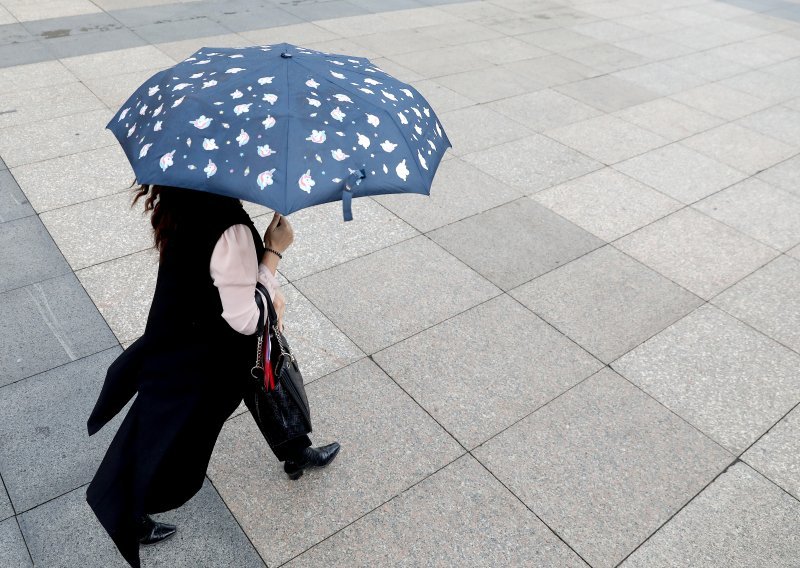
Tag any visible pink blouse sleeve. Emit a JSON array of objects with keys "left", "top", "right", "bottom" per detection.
[{"left": 209, "top": 224, "right": 282, "bottom": 335}]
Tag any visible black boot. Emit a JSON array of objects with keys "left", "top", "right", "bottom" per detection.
[
  {"left": 137, "top": 514, "right": 177, "bottom": 546},
  {"left": 284, "top": 442, "right": 341, "bottom": 480}
]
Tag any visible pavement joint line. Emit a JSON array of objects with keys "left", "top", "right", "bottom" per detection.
[{"left": 13, "top": 514, "right": 35, "bottom": 566}]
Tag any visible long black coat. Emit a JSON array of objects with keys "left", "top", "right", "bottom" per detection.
[{"left": 86, "top": 192, "right": 263, "bottom": 568}]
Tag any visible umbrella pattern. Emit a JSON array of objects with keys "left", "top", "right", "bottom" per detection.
[{"left": 107, "top": 43, "right": 451, "bottom": 220}]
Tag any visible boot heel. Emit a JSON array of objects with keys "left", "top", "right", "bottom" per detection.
[{"left": 287, "top": 468, "right": 304, "bottom": 480}]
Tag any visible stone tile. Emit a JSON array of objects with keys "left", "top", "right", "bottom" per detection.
[
  {"left": 475, "top": 368, "right": 732, "bottom": 568},
  {"left": 571, "top": 19, "right": 646, "bottom": 42},
  {"left": 0, "top": 109, "right": 115, "bottom": 168},
  {"left": 18, "top": 480, "right": 266, "bottom": 568},
  {"left": 0, "top": 347, "right": 125, "bottom": 511},
  {"left": 286, "top": 455, "right": 587, "bottom": 567},
  {"left": 546, "top": 114, "right": 669, "bottom": 165},
  {"left": 714, "top": 256, "right": 800, "bottom": 353},
  {"left": 0, "top": 479, "right": 12, "bottom": 521},
  {"left": 315, "top": 12, "right": 409, "bottom": 38},
  {"left": 0, "top": 81, "right": 104, "bottom": 129},
  {"left": 562, "top": 43, "right": 649, "bottom": 74},
  {"left": 438, "top": 105, "right": 531, "bottom": 157},
  {"left": 430, "top": 198, "right": 603, "bottom": 290},
  {"left": 209, "top": 358, "right": 464, "bottom": 566},
  {"left": 0, "top": 216, "right": 70, "bottom": 293},
  {"left": 790, "top": 244, "right": 800, "bottom": 261},
  {"left": 83, "top": 68, "right": 164, "bottom": 108},
  {"left": 0, "top": 519, "right": 31, "bottom": 567},
  {"left": 516, "top": 27, "right": 601, "bottom": 52},
  {"left": 239, "top": 22, "right": 339, "bottom": 46},
  {"left": 721, "top": 68, "right": 800, "bottom": 105},
  {"left": 374, "top": 157, "right": 522, "bottom": 232},
  {"left": 756, "top": 155, "right": 800, "bottom": 198},
  {"left": 40, "top": 191, "right": 154, "bottom": 270},
  {"left": 613, "top": 34, "right": 694, "bottom": 60},
  {"left": 554, "top": 75, "right": 659, "bottom": 113},
  {"left": 500, "top": 54, "right": 600, "bottom": 87},
  {"left": 404, "top": 78, "right": 474, "bottom": 113},
  {"left": 211, "top": 5, "right": 302, "bottom": 34},
  {"left": 76, "top": 248, "right": 158, "bottom": 344},
  {"left": 514, "top": 245, "right": 703, "bottom": 362},
  {"left": 0, "top": 61, "right": 75, "bottom": 95},
  {"left": 4, "top": 0, "right": 100, "bottom": 22},
  {"left": 611, "top": 61, "right": 707, "bottom": 96},
  {"left": 60, "top": 45, "right": 173, "bottom": 81},
  {"left": 614, "top": 143, "right": 747, "bottom": 204},
  {"left": 277, "top": 0, "right": 365, "bottom": 21},
  {"left": 375, "top": 294, "right": 601, "bottom": 448},
  {"left": 11, "top": 145, "right": 134, "bottom": 212},
  {"left": 132, "top": 16, "right": 233, "bottom": 44},
  {"left": 710, "top": 34, "right": 800, "bottom": 68},
  {"left": 0, "top": 5, "right": 14, "bottom": 25},
  {"left": 670, "top": 83, "right": 770, "bottom": 120},
  {"left": 615, "top": 208, "right": 778, "bottom": 299},
  {"left": 0, "top": 169, "right": 34, "bottom": 223},
  {"left": 351, "top": 28, "right": 446, "bottom": 59},
  {"left": 663, "top": 51, "right": 750, "bottom": 82},
  {"left": 0, "top": 272, "right": 117, "bottom": 387},
  {"left": 694, "top": 178, "right": 800, "bottom": 251},
  {"left": 614, "top": 305, "right": 800, "bottom": 453},
  {"left": 20, "top": 12, "right": 122, "bottom": 39},
  {"left": 612, "top": 98, "right": 724, "bottom": 143},
  {"left": 415, "top": 20, "right": 505, "bottom": 46},
  {"left": 621, "top": 463, "right": 800, "bottom": 568},
  {"left": 0, "top": 39, "right": 52, "bottom": 68},
  {"left": 253, "top": 196, "right": 417, "bottom": 281},
  {"left": 462, "top": 133, "right": 603, "bottom": 195},
  {"left": 534, "top": 167, "right": 681, "bottom": 241},
  {"left": 0, "top": 22, "right": 34, "bottom": 46},
  {"left": 736, "top": 105, "right": 800, "bottom": 148},
  {"left": 302, "top": 38, "right": 381, "bottom": 61},
  {"left": 434, "top": 66, "right": 539, "bottom": 104},
  {"left": 154, "top": 32, "right": 249, "bottom": 62},
  {"left": 388, "top": 45, "right": 494, "bottom": 78},
  {"left": 43, "top": 27, "right": 146, "bottom": 59},
  {"left": 460, "top": 35, "right": 550, "bottom": 62},
  {"left": 743, "top": 404, "right": 800, "bottom": 499},
  {"left": 488, "top": 88, "right": 602, "bottom": 132},
  {"left": 295, "top": 236, "right": 499, "bottom": 353},
  {"left": 681, "top": 123, "right": 795, "bottom": 175}
]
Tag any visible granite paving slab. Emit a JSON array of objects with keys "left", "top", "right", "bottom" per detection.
[
  {"left": 487, "top": 88, "right": 601, "bottom": 132},
  {"left": 613, "top": 304, "right": 800, "bottom": 454},
  {"left": 387, "top": 44, "right": 494, "bottom": 78},
  {"left": 0, "top": 477, "right": 12, "bottom": 521},
  {"left": 415, "top": 20, "right": 504, "bottom": 46},
  {"left": 460, "top": 35, "right": 551, "bottom": 62},
  {"left": 735, "top": 105, "right": 800, "bottom": 148},
  {"left": 0, "top": 272, "right": 117, "bottom": 387},
  {"left": 0, "top": 169, "right": 34, "bottom": 223},
  {"left": 533, "top": 167, "right": 682, "bottom": 241},
  {"left": 500, "top": 54, "right": 600, "bottom": 87},
  {"left": 670, "top": 83, "right": 771, "bottom": 121},
  {"left": 790, "top": 244, "right": 800, "bottom": 261},
  {"left": 392, "top": 78, "right": 473, "bottom": 114},
  {"left": 295, "top": 234, "right": 500, "bottom": 353},
  {"left": 373, "top": 157, "right": 522, "bottom": 233},
  {"left": 286, "top": 455, "right": 588, "bottom": 567},
  {"left": 513, "top": 245, "right": 703, "bottom": 363},
  {"left": 621, "top": 462, "right": 800, "bottom": 568},
  {"left": 208, "top": 5, "right": 302, "bottom": 35},
  {"left": 3, "top": 0, "right": 100, "bottom": 22},
  {"left": 238, "top": 22, "right": 339, "bottom": 47},
  {"left": 0, "top": 347, "right": 124, "bottom": 512},
  {"left": 663, "top": 50, "right": 750, "bottom": 82},
  {"left": 429, "top": 197, "right": 603, "bottom": 290},
  {"left": 438, "top": 104, "right": 532, "bottom": 157},
  {"left": 516, "top": 27, "right": 601, "bottom": 52},
  {"left": 610, "top": 61, "right": 706, "bottom": 96},
  {"left": 0, "top": 215, "right": 71, "bottom": 293},
  {"left": 82, "top": 68, "right": 166, "bottom": 108},
  {"left": 545, "top": 114, "right": 669, "bottom": 165},
  {"left": 154, "top": 33, "right": 250, "bottom": 63},
  {"left": 743, "top": 404, "right": 800, "bottom": 499},
  {"left": 461, "top": 133, "right": 603, "bottom": 194},
  {"left": 252, "top": 198, "right": 417, "bottom": 281},
  {"left": 19, "top": 12, "right": 123, "bottom": 39},
  {"left": 434, "top": 65, "right": 541, "bottom": 104},
  {"left": 614, "top": 208, "right": 778, "bottom": 299},
  {"left": 76, "top": 248, "right": 158, "bottom": 344},
  {"left": 0, "top": 108, "right": 114, "bottom": 168},
  {"left": 43, "top": 27, "right": 146, "bottom": 59},
  {"left": 59, "top": 44, "right": 174, "bottom": 81},
  {"left": 11, "top": 145, "right": 133, "bottom": 212},
  {"left": 694, "top": 177, "right": 800, "bottom": 251},
  {"left": 475, "top": 368, "right": 732, "bottom": 568},
  {"left": 18, "top": 479, "right": 266, "bottom": 568},
  {"left": 0, "top": 81, "right": 104, "bottom": 129},
  {"left": 721, "top": 68, "right": 800, "bottom": 106},
  {"left": 612, "top": 34, "right": 694, "bottom": 60},
  {"left": 0, "top": 39, "right": 52, "bottom": 68},
  {"left": 374, "top": 294, "right": 601, "bottom": 448},
  {"left": 756, "top": 154, "right": 800, "bottom": 198},
  {"left": 613, "top": 142, "right": 746, "bottom": 204},
  {"left": 561, "top": 43, "right": 649, "bottom": 74},
  {"left": 713, "top": 255, "right": 800, "bottom": 354},
  {"left": 0, "top": 518, "right": 31, "bottom": 568},
  {"left": 40, "top": 190, "right": 154, "bottom": 270},
  {"left": 132, "top": 16, "right": 234, "bottom": 45},
  {"left": 554, "top": 75, "right": 659, "bottom": 112},
  {"left": 208, "top": 358, "right": 464, "bottom": 566}
]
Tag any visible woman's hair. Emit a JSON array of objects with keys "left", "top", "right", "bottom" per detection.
[{"left": 132, "top": 184, "right": 238, "bottom": 257}]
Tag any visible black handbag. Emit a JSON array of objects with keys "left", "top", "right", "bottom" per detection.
[{"left": 248, "top": 282, "right": 312, "bottom": 451}]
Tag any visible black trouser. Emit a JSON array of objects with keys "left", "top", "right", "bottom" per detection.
[{"left": 241, "top": 387, "right": 311, "bottom": 462}]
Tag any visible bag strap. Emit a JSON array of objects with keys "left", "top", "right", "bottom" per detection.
[{"left": 254, "top": 284, "right": 267, "bottom": 337}]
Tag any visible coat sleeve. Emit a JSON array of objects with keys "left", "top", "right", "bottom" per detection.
[{"left": 210, "top": 224, "right": 281, "bottom": 335}]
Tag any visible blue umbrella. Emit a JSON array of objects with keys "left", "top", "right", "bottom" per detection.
[{"left": 108, "top": 42, "right": 451, "bottom": 221}]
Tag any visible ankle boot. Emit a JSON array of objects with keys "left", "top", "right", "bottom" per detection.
[
  {"left": 284, "top": 442, "right": 341, "bottom": 480},
  {"left": 137, "top": 514, "right": 177, "bottom": 546}
]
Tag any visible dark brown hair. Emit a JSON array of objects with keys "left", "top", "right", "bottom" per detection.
[{"left": 132, "top": 184, "right": 178, "bottom": 257}]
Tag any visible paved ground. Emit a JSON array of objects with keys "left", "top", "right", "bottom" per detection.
[{"left": 2, "top": 0, "right": 800, "bottom": 566}]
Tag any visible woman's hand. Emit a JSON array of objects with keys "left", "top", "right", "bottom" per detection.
[
  {"left": 264, "top": 212, "right": 294, "bottom": 254},
  {"left": 272, "top": 287, "right": 286, "bottom": 333}
]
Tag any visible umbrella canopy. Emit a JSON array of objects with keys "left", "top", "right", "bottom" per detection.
[{"left": 108, "top": 42, "right": 451, "bottom": 220}]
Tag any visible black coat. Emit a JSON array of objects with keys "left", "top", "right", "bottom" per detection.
[{"left": 86, "top": 192, "right": 263, "bottom": 568}]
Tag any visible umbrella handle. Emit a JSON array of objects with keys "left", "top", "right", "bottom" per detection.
[{"left": 342, "top": 169, "right": 365, "bottom": 222}]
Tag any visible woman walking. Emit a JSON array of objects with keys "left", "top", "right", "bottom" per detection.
[{"left": 86, "top": 184, "right": 339, "bottom": 568}]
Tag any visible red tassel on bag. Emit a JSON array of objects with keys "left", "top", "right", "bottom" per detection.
[{"left": 263, "top": 327, "right": 275, "bottom": 392}]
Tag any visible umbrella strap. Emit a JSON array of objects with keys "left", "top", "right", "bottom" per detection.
[{"left": 342, "top": 169, "right": 365, "bottom": 222}]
